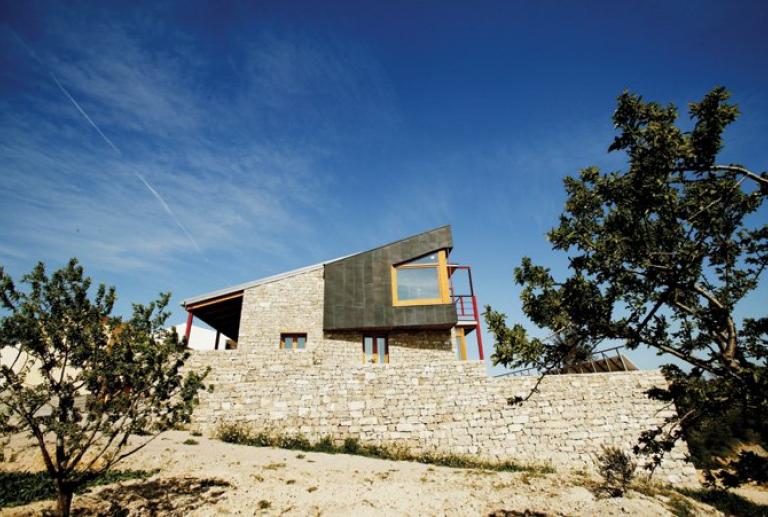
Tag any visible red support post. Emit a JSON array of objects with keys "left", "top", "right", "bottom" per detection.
[
  {"left": 471, "top": 295, "right": 484, "bottom": 360},
  {"left": 184, "top": 311, "right": 193, "bottom": 343}
]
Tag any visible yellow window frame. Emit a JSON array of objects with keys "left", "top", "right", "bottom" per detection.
[
  {"left": 362, "top": 335, "right": 389, "bottom": 364},
  {"left": 390, "top": 249, "right": 451, "bottom": 307}
]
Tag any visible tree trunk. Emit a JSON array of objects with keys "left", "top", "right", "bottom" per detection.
[{"left": 56, "top": 486, "right": 74, "bottom": 517}]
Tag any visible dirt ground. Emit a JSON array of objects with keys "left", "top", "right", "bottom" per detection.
[{"left": 0, "top": 430, "right": 759, "bottom": 516}]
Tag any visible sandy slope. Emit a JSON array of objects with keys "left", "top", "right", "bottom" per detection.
[{"left": 1, "top": 431, "right": 720, "bottom": 516}]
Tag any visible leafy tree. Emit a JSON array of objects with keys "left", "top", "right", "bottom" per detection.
[
  {"left": 0, "top": 259, "right": 208, "bottom": 516},
  {"left": 485, "top": 87, "right": 767, "bottom": 483}
]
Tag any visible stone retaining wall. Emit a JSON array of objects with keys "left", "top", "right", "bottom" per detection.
[{"left": 185, "top": 349, "right": 697, "bottom": 484}]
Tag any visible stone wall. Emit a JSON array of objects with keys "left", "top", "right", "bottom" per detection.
[
  {"left": 237, "top": 267, "right": 326, "bottom": 354},
  {"left": 185, "top": 348, "right": 696, "bottom": 484}
]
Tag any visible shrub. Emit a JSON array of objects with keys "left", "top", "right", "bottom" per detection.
[
  {"left": 315, "top": 436, "right": 335, "bottom": 453},
  {"left": 596, "top": 446, "right": 637, "bottom": 497},
  {"left": 343, "top": 437, "right": 361, "bottom": 454},
  {"left": 217, "top": 422, "right": 254, "bottom": 444}
]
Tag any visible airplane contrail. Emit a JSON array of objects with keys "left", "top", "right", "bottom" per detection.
[{"left": 10, "top": 28, "right": 203, "bottom": 254}]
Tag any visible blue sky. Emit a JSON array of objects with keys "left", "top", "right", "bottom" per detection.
[{"left": 1, "top": 1, "right": 766, "bottom": 372}]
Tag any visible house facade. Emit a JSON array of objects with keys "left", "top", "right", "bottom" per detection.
[{"left": 181, "top": 226, "right": 483, "bottom": 365}]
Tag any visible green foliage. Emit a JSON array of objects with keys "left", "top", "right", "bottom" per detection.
[
  {"left": 485, "top": 87, "right": 767, "bottom": 485},
  {"left": 215, "top": 423, "right": 553, "bottom": 474},
  {"left": 0, "top": 259, "right": 208, "bottom": 516},
  {"left": 0, "top": 469, "right": 153, "bottom": 508},
  {"left": 182, "top": 438, "right": 199, "bottom": 446},
  {"left": 343, "top": 437, "right": 361, "bottom": 454},
  {"left": 315, "top": 435, "right": 335, "bottom": 453},
  {"left": 595, "top": 446, "right": 637, "bottom": 497},
  {"left": 215, "top": 421, "right": 253, "bottom": 444}
]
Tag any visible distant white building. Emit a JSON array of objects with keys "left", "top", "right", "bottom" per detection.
[{"left": 172, "top": 324, "right": 233, "bottom": 351}]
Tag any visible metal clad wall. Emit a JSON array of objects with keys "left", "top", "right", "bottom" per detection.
[{"left": 323, "top": 226, "right": 458, "bottom": 330}]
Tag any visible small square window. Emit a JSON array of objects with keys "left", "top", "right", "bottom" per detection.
[
  {"left": 362, "top": 334, "right": 388, "bottom": 364},
  {"left": 280, "top": 333, "right": 307, "bottom": 350}
]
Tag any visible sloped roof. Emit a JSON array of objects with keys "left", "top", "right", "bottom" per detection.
[{"left": 180, "top": 225, "right": 451, "bottom": 308}]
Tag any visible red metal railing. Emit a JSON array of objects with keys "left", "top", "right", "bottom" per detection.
[
  {"left": 453, "top": 294, "right": 478, "bottom": 321},
  {"left": 447, "top": 264, "right": 484, "bottom": 360}
]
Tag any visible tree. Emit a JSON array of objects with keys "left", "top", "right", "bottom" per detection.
[
  {"left": 0, "top": 259, "right": 208, "bottom": 516},
  {"left": 485, "top": 87, "right": 767, "bottom": 483}
]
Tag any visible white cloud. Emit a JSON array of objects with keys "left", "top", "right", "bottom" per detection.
[{"left": 1, "top": 15, "right": 397, "bottom": 275}]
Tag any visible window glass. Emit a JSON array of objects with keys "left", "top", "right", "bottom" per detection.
[
  {"left": 280, "top": 333, "right": 307, "bottom": 350},
  {"left": 363, "top": 335, "right": 388, "bottom": 364},
  {"left": 377, "top": 337, "right": 387, "bottom": 363},
  {"left": 391, "top": 249, "right": 449, "bottom": 306},
  {"left": 397, "top": 267, "right": 440, "bottom": 300},
  {"left": 364, "top": 336, "right": 373, "bottom": 359},
  {"left": 407, "top": 253, "right": 439, "bottom": 265}
]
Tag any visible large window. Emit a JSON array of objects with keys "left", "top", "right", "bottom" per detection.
[
  {"left": 280, "top": 333, "right": 307, "bottom": 350},
  {"left": 390, "top": 250, "right": 450, "bottom": 306},
  {"left": 363, "top": 334, "right": 389, "bottom": 364}
]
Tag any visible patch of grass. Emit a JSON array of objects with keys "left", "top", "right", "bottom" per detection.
[
  {"left": 667, "top": 494, "right": 697, "bottom": 517},
  {"left": 183, "top": 438, "right": 199, "bottom": 445},
  {"left": 191, "top": 430, "right": 203, "bottom": 437},
  {"left": 251, "top": 474, "right": 264, "bottom": 482},
  {"left": 0, "top": 469, "right": 155, "bottom": 508},
  {"left": 263, "top": 462, "right": 286, "bottom": 470},
  {"left": 286, "top": 479, "right": 296, "bottom": 485},
  {"left": 343, "top": 437, "right": 361, "bottom": 454},
  {"left": 296, "top": 453, "right": 306, "bottom": 459},
  {"left": 215, "top": 423, "right": 553, "bottom": 474},
  {"left": 307, "top": 486, "right": 318, "bottom": 493},
  {"left": 258, "top": 499, "right": 271, "bottom": 509},
  {"left": 315, "top": 435, "right": 335, "bottom": 453}
]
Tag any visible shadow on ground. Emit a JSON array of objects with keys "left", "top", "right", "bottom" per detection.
[{"left": 72, "top": 477, "right": 231, "bottom": 516}]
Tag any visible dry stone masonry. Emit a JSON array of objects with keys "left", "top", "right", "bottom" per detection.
[{"left": 186, "top": 267, "right": 697, "bottom": 484}]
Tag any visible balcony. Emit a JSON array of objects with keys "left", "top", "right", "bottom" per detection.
[{"left": 448, "top": 264, "right": 484, "bottom": 360}]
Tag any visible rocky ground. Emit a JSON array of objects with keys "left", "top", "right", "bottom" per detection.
[{"left": 1, "top": 431, "right": 765, "bottom": 516}]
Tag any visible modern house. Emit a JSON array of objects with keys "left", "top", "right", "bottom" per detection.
[
  {"left": 181, "top": 226, "right": 483, "bottom": 363},
  {"left": 180, "top": 226, "right": 697, "bottom": 484}
]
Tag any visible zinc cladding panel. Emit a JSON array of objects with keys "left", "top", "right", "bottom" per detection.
[{"left": 323, "top": 226, "right": 458, "bottom": 331}]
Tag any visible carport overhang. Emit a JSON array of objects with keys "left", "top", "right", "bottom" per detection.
[{"left": 182, "top": 291, "right": 243, "bottom": 343}]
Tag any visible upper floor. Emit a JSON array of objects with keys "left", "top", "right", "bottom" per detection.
[{"left": 180, "top": 226, "right": 483, "bottom": 361}]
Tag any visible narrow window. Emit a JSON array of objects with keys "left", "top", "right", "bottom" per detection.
[
  {"left": 391, "top": 250, "right": 450, "bottom": 306},
  {"left": 362, "top": 334, "right": 389, "bottom": 364},
  {"left": 280, "top": 333, "right": 307, "bottom": 350}
]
